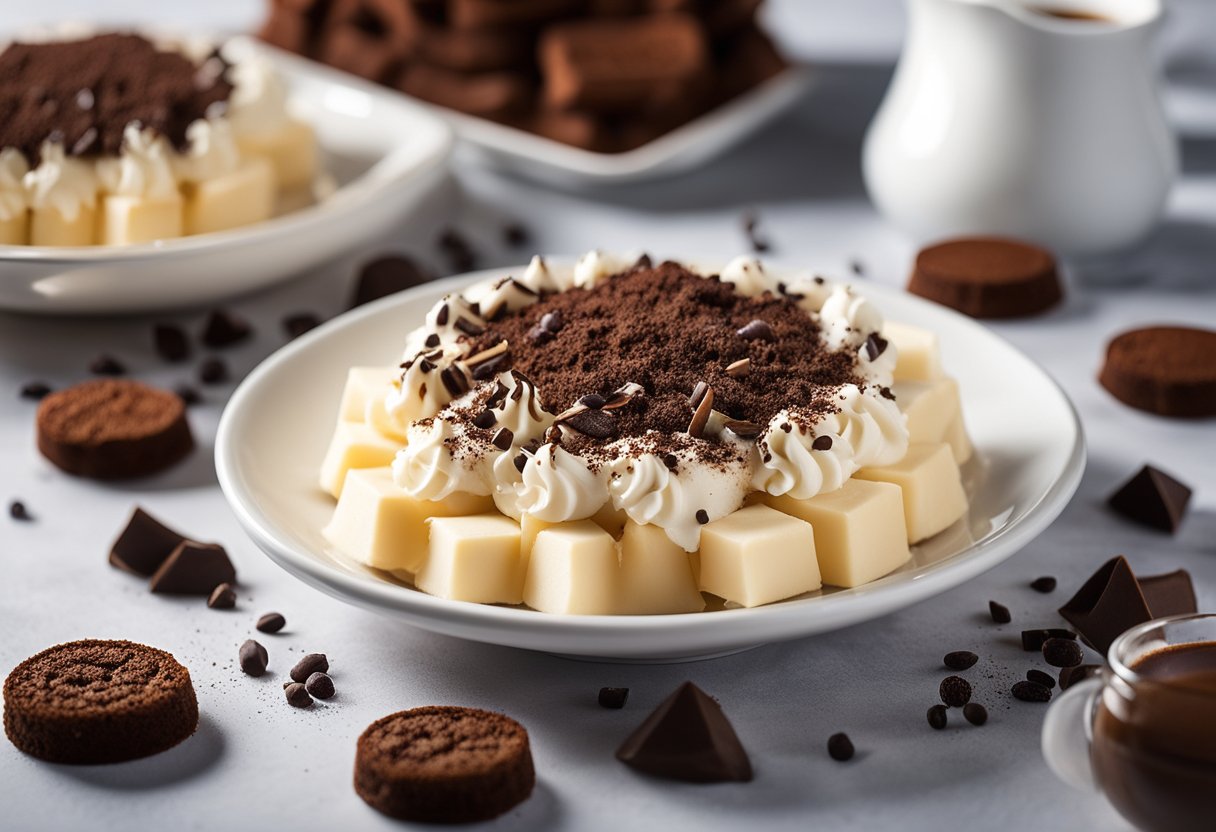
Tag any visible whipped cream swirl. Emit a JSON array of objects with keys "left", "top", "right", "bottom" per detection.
[
  {"left": 512, "top": 443, "right": 609, "bottom": 522},
  {"left": 23, "top": 143, "right": 98, "bottom": 220},
  {"left": 174, "top": 118, "right": 240, "bottom": 183},
  {"left": 96, "top": 125, "right": 180, "bottom": 199}
]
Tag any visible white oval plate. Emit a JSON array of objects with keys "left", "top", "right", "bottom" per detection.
[
  {"left": 216, "top": 263, "right": 1085, "bottom": 661},
  {"left": 0, "top": 38, "right": 452, "bottom": 315}
]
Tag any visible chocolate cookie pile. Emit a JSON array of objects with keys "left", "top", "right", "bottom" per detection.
[{"left": 259, "top": 0, "right": 787, "bottom": 152}]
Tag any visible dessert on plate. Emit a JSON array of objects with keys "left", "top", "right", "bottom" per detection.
[
  {"left": 320, "top": 254, "right": 973, "bottom": 614},
  {"left": 0, "top": 32, "right": 323, "bottom": 247}
]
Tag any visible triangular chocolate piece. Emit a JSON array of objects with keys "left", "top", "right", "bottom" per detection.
[
  {"left": 616, "top": 682, "right": 752, "bottom": 783},
  {"left": 349, "top": 255, "right": 432, "bottom": 309},
  {"left": 1107, "top": 465, "right": 1192, "bottom": 534},
  {"left": 1059, "top": 557, "right": 1153, "bottom": 655},
  {"left": 109, "top": 507, "right": 187, "bottom": 576},
  {"left": 149, "top": 541, "right": 236, "bottom": 595},
  {"left": 1138, "top": 569, "right": 1198, "bottom": 619}
]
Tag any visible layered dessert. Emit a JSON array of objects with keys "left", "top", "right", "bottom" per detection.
[
  {"left": 321, "top": 254, "right": 973, "bottom": 614},
  {"left": 259, "top": 0, "right": 787, "bottom": 153},
  {"left": 0, "top": 33, "right": 321, "bottom": 247}
]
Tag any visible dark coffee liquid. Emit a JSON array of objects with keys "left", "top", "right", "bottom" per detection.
[
  {"left": 1092, "top": 642, "right": 1216, "bottom": 832},
  {"left": 1027, "top": 6, "right": 1110, "bottom": 22}
]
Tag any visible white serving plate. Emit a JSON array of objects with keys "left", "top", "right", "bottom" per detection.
[
  {"left": 216, "top": 262, "right": 1085, "bottom": 662},
  {"left": 0, "top": 38, "right": 452, "bottom": 315}
]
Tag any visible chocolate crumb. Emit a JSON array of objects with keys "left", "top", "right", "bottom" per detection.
[
  {"left": 827, "top": 733, "right": 855, "bottom": 762},
  {"left": 943, "top": 651, "right": 978, "bottom": 671},
  {"left": 89, "top": 355, "right": 125, "bottom": 376},
  {"left": 927, "top": 704, "right": 948, "bottom": 730},
  {"left": 199, "top": 357, "right": 228, "bottom": 385},
  {"left": 695, "top": 509, "right": 709, "bottom": 525},
  {"left": 962, "top": 703, "right": 988, "bottom": 726},
  {"left": 939, "top": 676, "right": 972, "bottom": 707},
  {"left": 207, "top": 583, "right": 236, "bottom": 609},
  {"left": 256, "top": 612, "right": 286, "bottom": 634},
  {"left": 20, "top": 381, "right": 52, "bottom": 400},
  {"left": 1030, "top": 576, "right": 1057, "bottom": 593},
  {"left": 153, "top": 324, "right": 191, "bottom": 363},
  {"left": 1012, "top": 680, "right": 1052, "bottom": 703},
  {"left": 598, "top": 687, "right": 629, "bottom": 709},
  {"left": 988, "top": 601, "right": 1012, "bottom": 624},
  {"left": 1026, "top": 669, "right": 1056, "bottom": 689}
]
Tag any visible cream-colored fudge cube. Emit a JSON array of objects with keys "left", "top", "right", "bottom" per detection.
[
  {"left": 763, "top": 479, "right": 910, "bottom": 588},
  {"left": 417, "top": 514, "right": 524, "bottom": 605},
  {"left": 945, "top": 414, "right": 973, "bottom": 465},
  {"left": 698, "top": 504, "right": 821, "bottom": 608},
  {"left": 30, "top": 203, "right": 96, "bottom": 246},
  {"left": 183, "top": 157, "right": 275, "bottom": 236},
  {"left": 323, "top": 467, "right": 493, "bottom": 574},
  {"left": 856, "top": 443, "right": 969, "bottom": 543},
  {"left": 337, "top": 366, "right": 404, "bottom": 440},
  {"left": 0, "top": 212, "right": 29, "bottom": 245},
  {"left": 519, "top": 513, "right": 554, "bottom": 574},
  {"left": 617, "top": 522, "right": 705, "bottom": 614},
  {"left": 237, "top": 120, "right": 317, "bottom": 189},
  {"left": 591, "top": 503, "right": 628, "bottom": 539},
  {"left": 319, "top": 421, "right": 401, "bottom": 497},
  {"left": 524, "top": 521, "right": 618, "bottom": 615},
  {"left": 884, "top": 321, "right": 943, "bottom": 382},
  {"left": 99, "top": 193, "right": 184, "bottom": 245},
  {"left": 893, "top": 377, "right": 961, "bottom": 445}
]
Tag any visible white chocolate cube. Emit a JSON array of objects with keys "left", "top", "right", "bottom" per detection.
[
  {"left": 519, "top": 513, "right": 553, "bottom": 575},
  {"left": 945, "top": 414, "right": 973, "bottom": 465},
  {"left": 856, "top": 443, "right": 969, "bottom": 543},
  {"left": 893, "top": 377, "right": 961, "bottom": 446},
  {"left": 30, "top": 203, "right": 96, "bottom": 246},
  {"left": 698, "top": 504, "right": 821, "bottom": 608},
  {"left": 417, "top": 514, "right": 524, "bottom": 605},
  {"left": 323, "top": 467, "right": 493, "bottom": 574},
  {"left": 237, "top": 120, "right": 317, "bottom": 190},
  {"left": 763, "top": 479, "right": 910, "bottom": 588},
  {"left": 319, "top": 421, "right": 401, "bottom": 497},
  {"left": 591, "top": 503, "right": 628, "bottom": 539},
  {"left": 0, "top": 212, "right": 29, "bottom": 245},
  {"left": 99, "top": 193, "right": 183, "bottom": 245},
  {"left": 884, "top": 321, "right": 943, "bottom": 382},
  {"left": 523, "top": 520, "right": 618, "bottom": 615},
  {"left": 617, "top": 522, "right": 705, "bottom": 614},
  {"left": 183, "top": 157, "right": 275, "bottom": 236},
  {"left": 337, "top": 366, "right": 404, "bottom": 441}
]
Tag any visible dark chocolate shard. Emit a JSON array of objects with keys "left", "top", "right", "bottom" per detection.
[
  {"left": 565, "top": 409, "right": 616, "bottom": 440},
  {"left": 349, "top": 255, "right": 433, "bottom": 309},
  {"left": 1107, "top": 465, "right": 1192, "bottom": 534},
  {"left": 1058, "top": 556, "right": 1152, "bottom": 655},
  {"left": 149, "top": 541, "right": 236, "bottom": 595},
  {"left": 616, "top": 682, "right": 752, "bottom": 783},
  {"left": 1137, "top": 569, "right": 1197, "bottom": 619},
  {"left": 109, "top": 507, "right": 188, "bottom": 576}
]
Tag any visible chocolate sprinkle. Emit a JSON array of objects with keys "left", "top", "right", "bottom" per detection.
[
  {"left": 492, "top": 428, "right": 514, "bottom": 451},
  {"left": 863, "top": 333, "right": 888, "bottom": 362},
  {"left": 472, "top": 410, "right": 497, "bottom": 430},
  {"left": 153, "top": 324, "right": 191, "bottom": 363},
  {"left": 201, "top": 309, "right": 252, "bottom": 348}
]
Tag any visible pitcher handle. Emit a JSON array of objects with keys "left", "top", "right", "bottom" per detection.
[{"left": 1041, "top": 676, "right": 1102, "bottom": 793}]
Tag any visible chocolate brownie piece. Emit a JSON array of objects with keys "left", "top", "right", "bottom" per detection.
[
  {"left": 449, "top": 0, "right": 583, "bottom": 30},
  {"left": 1098, "top": 326, "right": 1216, "bottom": 418},
  {"left": 4, "top": 640, "right": 198, "bottom": 764},
  {"left": 36, "top": 380, "right": 194, "bottom": 480},
  {"left": 397, "top": 64, "right": 535, "bottom": 118},
  {"left": 328, "top": 0, "right": 419, "bottom": 50},
  {"left": 907, "top": 237, "right": 1063, "bottom": 319},
  {"left": 259, "top": 0, "right": 334, "bottom": 57},
  {"left": 414, "top": 21, "right": 536, "bottom": 72},
  {"left": 354, "top": 706, "right": 535, "bottom": 823}
]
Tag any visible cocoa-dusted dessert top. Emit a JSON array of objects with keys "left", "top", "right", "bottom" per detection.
[{"left": 0, "top": 33, "right": 233, "bottom": 162}]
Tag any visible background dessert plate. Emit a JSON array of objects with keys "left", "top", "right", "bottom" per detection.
[
  {"left": 0, "top": 38, "right": 452, "bottom": 315},
  {"left": 216, "top": 262, "right": 1085, "bottom": 662}
]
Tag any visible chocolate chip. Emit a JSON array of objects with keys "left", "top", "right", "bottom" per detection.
[
  {"left": 688, "top": 381, "right": 710, "bottom": 408},
  {"left": 827, "top": 733, "right": 855, "bottom": 762},
  {"left": 1012, "top": 680, "right": 1052, "bottom": 703},
  {"left": 207, "top": 582, "right": 236, "bottom": 609},
  {"left": 513, "top": 453, "right": 528, "bottom": 473},
  {"left": 943, "top": 651, "right": 978, "bottom": 670},
  {"left": 1030, "top": 576, "right": 1058, "bottom": 593},
  {"left": 438, "top": 229, "right": 476, "bottom": 273},
  {"left": 284, "top": 682, "right": 313, "bottom": 708},
  {"left": 89, "top": 355, "right": 125, "bottom": 376},
  {"left": 962, "top": 703, "right": 988, "bottom": 726},
  {"left": 927, "top": 704, "right": 948, "bottom": 730},
  {"left": 578, "top": 393, "right": 608, "bottom": 410},
  {"left": 440, "top": 366, "right": 470, "bottom": 398},
  {"left": 1026, "top": 669, "right": 1056, "bottom": 689},
  {"left": 1043, "top": 637, "right": 1084, "bottom": 668},
  {"left": 201, "top": 309, "right": 252, "bottom": 348},
  {"left": 540, "top": 310, "right": 564, "bottom": 334},
  {"left": 695, "top": 509, "right": 709, "bottom": 525},
  {"left": 9, "top": 500, "right": 31, "bottom": 521},
  {"left": 1059, "top": 664, "right": 1101, "bottom": 691},
  {"left": 812, "top": 435, "right": 834, "bottom": 451},
  {"left": 454, "top": 318, "right": 484, "bottom": 337},
  {"left": 565, "top": 409, "right": 616, "bottom": 439},
  {"left": 256, "top": 612, "right": 286, "bottom": 634},
  {"left": 735, "top": 319, "right": 774, "bottom": 342},
  {"left": 20, "top": 381, "right": 52, "bottom": 400},
  {"left": 527, "top": 325, "right": 553, "bottom": 345},
  {"left": 1021, "top": 628, "right": 1076, "bottom": 652},
  {"left": 305, "top": 671, "right": 335, "bottom": 700},
  {"left": 149, "top": 542, "right": 235, "bottom": 595},
  {"left": 239, "top": 639, "right": 268, "bottom": 677},
  {"left": 199, "top": 357, "right": 228, "bottom": 385},
  {"left": 863, "top": 333, "right": 889, "bottom": 362},
  {"left": 725, "top": 358, "right": 751, "bottom": 378},
  {"left": 662, "top": 453, "right": 679, "bottom": 471},
  {"left": 290, "top": 653, "right": 329, "bottom": 683},
  {"left": 503, "top": 223, "right": 529, "bottom": 248},
  {"left": 284, "top": 313, "right": 322, "bottom": 339},
  {"left": 351, "top": 255, "right": 432, "bottom": 308},
  {"left": 472, "top": 410, "right": 497, "bottom": 430},
  {"left": 939, "top": 676, "right": 972, "bottom": 707},
  {"left": 598, "top": 687, "right": 629, "bottom": 709},
  {"left": 153, "top": 324, "right": 191, "bottom": 363},
  {"left": 424, "top": 333, "right": 441, "bottom": 348},
  {"left": 491, "top": 428, "right": 514, "bottom": 451},
  {"left": 988, "top": 601, "right": 1012, "bottom": 624},
  {"left": 175, "top": 385, "right": 202, "bottom": 406}
]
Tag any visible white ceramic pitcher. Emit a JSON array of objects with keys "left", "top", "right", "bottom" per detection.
[{"left": 863, "top": 0, "right": 1177, "bottom": 255}]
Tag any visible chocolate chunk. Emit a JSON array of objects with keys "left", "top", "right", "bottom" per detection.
[
  {"left": 687, "top": 383, "right": 714, "bottom": 439},
  {"left": 735, "top": 319, "right": 774, "bottom": 342},
  {"left": 863, "top": 333, "right": 889, "bottom": 362},
  {"left": 1058, "top": 556, "right": 1153, "bottom": 655},
  {"left": 962, "top": 703, "right": 988, "bottom": 726},
  {"left": 207, "top": 582, "right": 237, "bottom": 610},
  {"left": 513, "top": 453, "right": 528, "bottom": 473},
  {"left": 491, "top": 428, "right": 514, "bottom": 451},
  {"left": 1059, "top": 664, "right": 1102, "bottom": 691},
  {"left": 438, "top": 229, "right": 476, "bottom": 273},
  {"left": 201, "top": 309, "right": 252, "bottom": 348},
  {"left": 812, "top": 435, "right": 834, "bottom": 451},
  {"left": 540, "top": 311, "right": 564, "bottom": 334},
  {"left": 284, "top": 313, "right": 322, "bottom": 340},
  {"left": 20, "top": 381, "right": 52, "bottom": 400},
  {"left": 1030, "top": 576, "right": 1058, "bottom": 593},
  {"left": 602, "top": 382, "right": 644, "bottom": 411},
  {"left": 1043, "top": 637, "right": 1084, "bottom": 668},
  {"left": 109, "top": 507, "right": 188, "bottom": 576},
  {"left": 472, "top": 410, "right": 497, "bottom": 430},
  {"left": 939, "top": 676, "right": 972, "bottom": 707},
  {"left": 1107, "top": 465, "right": 1192, "bottom": 534},
  {"left": 908, "top": 237, "right": 1062, "bottom": 319},
  {"left": 285, "top": 682, "right": 313, "bottom": 708},
  {"left": 988, "top": 600, "right": 1012, "bottom": 624},
  {"left": 827, "top": 732, "right": 855, "bottom": 762},
  {"left": 305, "top": 672, "right": 335, "bottom": 700},
  {"left": 695, "top": 509, "right": 709, "bottom": 525},
  {"left": 440, "top": 366, "right": 470, "bottom": 398},
  {"left": 926, "top": 704, "right": 948, "bottom": 730},
  {"left": 239, "top": 639, "right": 268, "bottom": 677},
  {"left": 350, "top": 255, "right": 433, "bottom": 308},
  {"left": 89, "top": 355, "right": 125, "bottom": 376},
  {"left": 175, "top": 385, "right": 202, "bottom": 406},
  {"left": 153, "top": 324, "right": 191, "bottom": 363},
  {"left": 149, "top": 541, "right": 236, "bottom": 595},
  {"left": 616, "top": 682, "right": 752, "bottom": 783},
  {"left": 9, "top": 500, "right": 31, "bottom": 521},
  {"left": 943, "top": 651, "right": 978, "bottom": 670},
  {"left": 1098, "top": 326, "right": 1216, "bottom": 418},
  {"left": 291, "top": 653, "right": 329, "bottom": 683},
  {"left": 598, "top": 687, "right": 629, "bottom": 709},
  {"left": 1011, "top": 681, "right": 1052, "bottom": 703},
  {"left": 1021, "top": 629, "right": 1077, "bottom": 652},
  {"left": 1027, "top": 669, "right": 1057, "bottom": 690},
  {"left": 199, "top": 357, "right": 228, "bottom": 385},
  {"left": 565, "top": 409, "right": 616, "bottom": 439},
  {"left": 256, "top": 612, "right": 286, "bottom": 634},
  {"left": 1138, "top": 569, "right": 1198, "bottom": 618}
]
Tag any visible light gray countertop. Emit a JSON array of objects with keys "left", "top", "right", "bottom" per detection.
[{"left": 2, "top": 2, "right": 1214, "bottom": 830}]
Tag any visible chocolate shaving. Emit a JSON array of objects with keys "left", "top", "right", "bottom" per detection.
[
  {"left": 440, "top": 366, "right": 470, "bottom": 398},
  {"left": 602, "top": 382, "right": 645, "bottom": 410},
  {"left": 688, "top": 384, "right": 714, "bottom": 438},
  {"left": 864, "top": 333, "right": 889, "bottom": 362},
  {"left": 565, "top": 409, "right": 616, "bottom": 439},
  {"left": 723, "top": 419, "right": 761, "bottom": 439},
  {"left": 725, "top": 358, "right": 751, "bottom": 379},
  {"left": 492, "top": 428, "right": 514, "bottom": 451}
]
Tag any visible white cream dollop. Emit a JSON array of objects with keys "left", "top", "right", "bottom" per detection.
[
  {"left": 403, "top": 294, "right": 486, "bottom": 356},
  {"left": 393, "top": 417, "right": 492, "bottom": 502},
  {"left": 465, "top": 276, "right": 540, "bottom": 321},
  {"left": 573, "top": 249, "right": 633, "bottom": 290},
  {"left": 0, "top": 149, "right": 30, "bottom": 222},
  {"left": 512, "top": 444, "right": 608, "bottom": 522},
  {"left": 386, "top": 344, "right": 465, "bottom": 429},
  {"left": 517, "top": 256, "right": 569, "bottom": 294},
  {"left": 23, "top": 143, "right": 99, "bottom": 221},
  {"left": 96, "top": 125, "right": 180, "bottom": 199},
  {"left": 485, "top": 371, "right": 553, "bottom": 446},
  {"left": 719, "top": 256, "right": 773, "bottom": 296},
  {"left": 225, "top": 52, "right": 292, "bottom": 137},
  {"left": 174, "top": 118, "right": 240, "bottom": 183}
]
